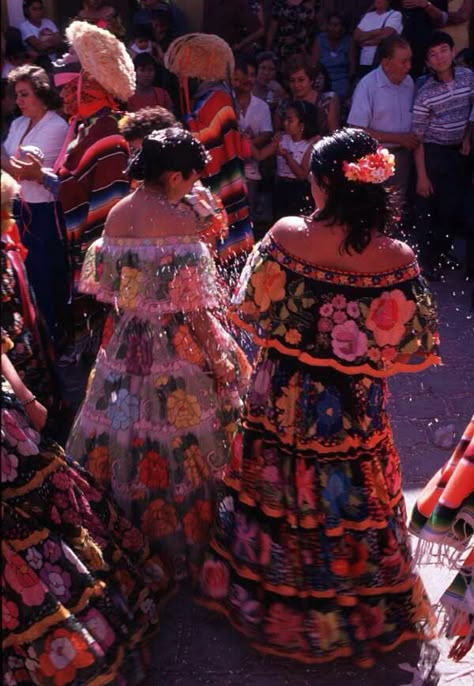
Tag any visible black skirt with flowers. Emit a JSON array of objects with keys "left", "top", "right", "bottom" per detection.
[
  {"left": 1, "top": 373, "right": 172, "bottom": 685},
  {"left": 196, "top": 233, "right": 441, "bottom": 667}
]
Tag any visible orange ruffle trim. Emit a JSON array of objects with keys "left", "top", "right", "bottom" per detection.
[
  {"left": 195, "top": 597, "right": 432, "bottom": 667},
  {"left": 230, "top": 314, "right": 442, "bottom": 378}
]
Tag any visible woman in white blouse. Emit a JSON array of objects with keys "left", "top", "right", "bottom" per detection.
[
  {"left": 353, "top": 0, "right": 403, "bottom": 79},
  {"left": 1, "top": 65, "right": 69, "bottom": 340}
]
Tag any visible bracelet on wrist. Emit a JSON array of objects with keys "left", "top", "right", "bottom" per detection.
[{"left": 22, "top": 395, "right": 37, "bottom": 407}]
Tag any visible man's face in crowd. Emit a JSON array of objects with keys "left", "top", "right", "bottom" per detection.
[
  {"left": 426, "top": 42, "right": 455, "bottom": 75},
  {"left": 232, "top": 66, "right": 255, "bottom": 95},
  {"left": 382, "top": 46, "right": 412, "bottom": 84}
]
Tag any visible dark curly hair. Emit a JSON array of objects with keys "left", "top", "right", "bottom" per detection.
[
  {"left": 8, "top": 64, "right": 62, "bottom": 110},
  {"left": 285, "top": 100, "right": 319, "bottom": 139},
  {"left": 119, "top": 106, "right": 179, "bottom": 142},
  {"left": 310, "top": 128, "right": 399, "bottom": 255},
  {"left": 128, "top": 127, "right": 210, "bottom": 182}
]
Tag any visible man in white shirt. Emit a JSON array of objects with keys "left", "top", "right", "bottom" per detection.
[
  {"left": 233, "top": 55, "right": 273, "bottom": 235},
  {"left": 348, "top": 35, "right": 419, "bottom": 199}
]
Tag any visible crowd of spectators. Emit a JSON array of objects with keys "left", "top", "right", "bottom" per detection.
[{"left": 1, "top": 0, "right": 473, "bottom": 308}]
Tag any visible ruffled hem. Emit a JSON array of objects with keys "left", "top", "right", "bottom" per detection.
[
  {"left": 231, "top": 314, "right": 442, "bottom": 378},
  {"left": 195, "top": 597, "right": 432, "bottom": 668}
]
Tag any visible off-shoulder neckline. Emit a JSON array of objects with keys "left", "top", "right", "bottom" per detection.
[
  {"left": 264, "top": 234, "right": 421, "bottom": 286},
  {"left": 101, "top": 234, "right": 206, "bottom": 247}
]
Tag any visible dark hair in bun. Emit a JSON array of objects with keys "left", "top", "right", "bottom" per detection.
[
  {"left": 128, "top": 127, "right": 210, "bottom": 182},
  {"left": 310, "top": 128, "right": 399, "bottom": 255}
]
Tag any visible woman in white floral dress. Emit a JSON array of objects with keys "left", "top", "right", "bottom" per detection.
[{"left": 67, "top": 128, "right": 250, "bottom": 582}]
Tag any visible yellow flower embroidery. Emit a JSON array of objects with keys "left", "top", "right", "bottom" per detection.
[
  {"left": 251, "top": 260, "right": 286, "bottom": 312},
  {"left": 119, "top": 266, "right": 144, "bottom": 309},
  {"left": 166, "top": 389, "right": 202, "bottom": 429}
]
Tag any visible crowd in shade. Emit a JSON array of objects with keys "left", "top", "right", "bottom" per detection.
[{"left": 0, "top": 1, "right": 473, "bottom": 684}]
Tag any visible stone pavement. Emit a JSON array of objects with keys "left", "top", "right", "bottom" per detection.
[{"left": 147, "top": 271, "right": 474, "bottom": 686}]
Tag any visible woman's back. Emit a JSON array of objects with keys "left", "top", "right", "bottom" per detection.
[
  {"left": 104, "top": 186, "right": 198, "bottom": 239},
  {"left": 270, "top": 216, "right": 416, "bottom": 274}
]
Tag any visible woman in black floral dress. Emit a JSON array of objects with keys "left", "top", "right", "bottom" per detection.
[
  {"left": 1, "top": 171, "right": 58, "bottom": 424},
  {"left": 197, "top": 129, "right": 441, "bottom": 667},
  {"left": 1, "top": 333, "right": 172, "bottom": 685}
]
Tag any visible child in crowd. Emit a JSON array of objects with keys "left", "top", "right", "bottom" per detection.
[
  {"left": 127, "top": 52, "right": 173, "bottom": 112},
  {"left": 251, "top": 99, "right": 319, "bottom": 219},
  {"left": 128, "top": 22, "right": 164, "bottom": 62}
]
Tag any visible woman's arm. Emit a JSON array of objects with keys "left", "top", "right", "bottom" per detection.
[
  {"left": 1, "top": 353, "right": 48, "bottom": 431},
  {"left": 447, "top": 0, "right": 472, "bottom": 23},
  {"left": 187, "top": 311, "right": 236, "bottom": 384},
  {"left": 402, "top": 0, "right": 447, "bottom": 27},
  {"left": 278, "top": 145, "right": 308, "bottom": 180},
  {"left": 359, "top": 26, "right": 396, "bottom": 46},
  {"left": 250, "top": 136, "right": 279, "bottom": 161}
]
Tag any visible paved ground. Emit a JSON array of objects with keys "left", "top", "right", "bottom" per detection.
[{"left": 147, "top": 270, "right": 474, "bottom": 686}]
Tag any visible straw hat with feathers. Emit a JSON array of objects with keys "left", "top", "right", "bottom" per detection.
[
  {"left": 65, "top": 21, "right": 135, "bottom": 102},
  {"left": 164, "top": 33, "right": 235, "bottom": 82}
]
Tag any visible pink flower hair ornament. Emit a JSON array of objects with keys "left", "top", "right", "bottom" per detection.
[{"left": 342, "top": 147, "right": 395, "bottom": 184}]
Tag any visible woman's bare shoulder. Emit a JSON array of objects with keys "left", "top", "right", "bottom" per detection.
[
  {"left": 270, "top": 216, "right": 312, "bottom": 243},
  {"left": 103, "top": 194, "right": 135, "bottom": 236},
  {"left": 371, "top": 236, "right": 417, "bottom": 269},
  {"left": 105, "top": 193, "right": 198, "bottom": 239}
]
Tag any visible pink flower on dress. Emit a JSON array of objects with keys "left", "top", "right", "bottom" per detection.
[
  {"left": 331, "top": 320, "right": 368, "bottom": 362},
  {"left": 25, "top": 547, "right": 43, "bottom": 570},
  {"left": 169, "top": 266, "right": 206, "bottom": 311},
  {"left": 331, "top": 294, "right": 347, "bottom": 310},
  {"left": 346, "top": 301, "right": 360, "bottom": 318},
  {"left": 318, "top": 317, "right": 333, "bottom": 333},
  {"left": 52, "top": 472, "right": 70, "bottom": 490},
  {"left": 40, "top": 563, "right": 71, "bottom": 602},
  {"left": 2, "top": 410, "right": 39, "bottom": 456},
  {"left": 1, "top": 450, "right": 18, "bottom": 483},
  {"left": 319, "top": 303, "right": 334, "bottom": 317},
  {"left": 333, "top": 310, "right": 347, "bottom": 325},
  {"left": 366, "top": 289, "right": 416, "bottom": 347},
  {"left": 2, "top": 598, "right": 19, "bottom": 630},
  {"left": 4, "top": 548, "right": 45, "bottom": 606}
]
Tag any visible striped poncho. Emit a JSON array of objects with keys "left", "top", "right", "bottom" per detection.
[
  {"left": 58, "top": 111, "right": 130, "bottom": 346},
  {"left": 186, "top": 83, "right": 254, "bottom": 263}
]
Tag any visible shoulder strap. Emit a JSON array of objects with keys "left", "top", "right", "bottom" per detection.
[{"left": 381, "top": 10, "right": 395, "bottom": 29}]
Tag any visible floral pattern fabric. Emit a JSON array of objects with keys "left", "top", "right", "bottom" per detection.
[
  {"left": 1, "top": 239, "right": 56, "bottom": 413},
  {"left": 1, "top": 374, "right": 171, "bottom": 686},
  {"left": 196, "top": 235, "right": 440, "bottom": 666},
  {"left": 67, "top": 236, "right": 250, "bottom": 581}
]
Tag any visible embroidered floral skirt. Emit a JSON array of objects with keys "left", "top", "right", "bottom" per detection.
[
  {"left": 196, "top": 352, "right": 435, "bottom": 666},
  {"left": 67, "top": 311, "right": 246, "bottom": 582},
  {"left": 2, "top": 381, "right": 171, "bottom": 686}
]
